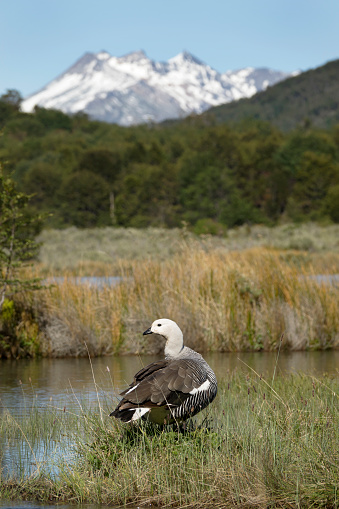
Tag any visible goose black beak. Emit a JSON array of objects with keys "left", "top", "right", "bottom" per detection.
[{"left": 143, "top": 327, "right": 153, "bottom": 335}]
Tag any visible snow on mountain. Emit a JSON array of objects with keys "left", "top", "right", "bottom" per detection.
[{"left": 21, "top": 50, "right": 293, "bottom": 126}]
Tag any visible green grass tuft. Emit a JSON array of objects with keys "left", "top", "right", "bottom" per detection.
[{"left": 1, "top": 372, "right": 338, "bottom": 508}]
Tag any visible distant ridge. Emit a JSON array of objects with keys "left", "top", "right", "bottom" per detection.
[
  {"left": 205, "top": 58, "right": 339, "bottom": 130},
  {"left": 21, "top": 50, "right": 292, "bottom": 126}
]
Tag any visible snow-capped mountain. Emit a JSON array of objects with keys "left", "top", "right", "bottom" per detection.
[{"left": 21, "top": 50, "right": 293, "bottom": 126}]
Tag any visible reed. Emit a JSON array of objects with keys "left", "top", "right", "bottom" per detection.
[
  {"left": 17, "top": 246, "right": 339, "bottom": 357},
  {"left": 1, "top": 372, "right": 338, "bottom": 508}
]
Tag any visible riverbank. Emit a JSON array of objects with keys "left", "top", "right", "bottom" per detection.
[
  {"left": 1, "top": 372, "right": 338, "bottom": 508},
  {"left": 1, "top": 243, "right": 339, "bottom": 358}
]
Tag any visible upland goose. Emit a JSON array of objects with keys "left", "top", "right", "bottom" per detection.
[{"left": 110, "top": 318, "right": 217, "bottom": 425}]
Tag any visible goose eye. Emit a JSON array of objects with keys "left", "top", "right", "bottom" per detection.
[{"left": 157, "top": 323, "right": 162, "bottom": 327}]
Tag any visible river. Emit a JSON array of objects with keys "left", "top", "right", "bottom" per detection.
[{"left": 1, "top": 351, "right": 338, "bottom": 417}]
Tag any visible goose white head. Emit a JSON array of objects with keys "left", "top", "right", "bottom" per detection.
[{"left": 143, "top": 318, "right": 184, "bottom": 358}]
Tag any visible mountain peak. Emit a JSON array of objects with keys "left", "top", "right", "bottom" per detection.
[
  {"left": 169, "top": 51, "right": 204, "bottom": 66},
  {"left": 96, "top": 51, "right": 111, "bottom": 61},
  {"left": 119, "top": 50, "right": 148, "bottom": 63}
]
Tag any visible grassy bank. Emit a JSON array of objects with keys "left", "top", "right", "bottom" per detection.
[
  {"left": 36, "top": 223, "right": 339, "bottom": 271},
  {"left": 7, "top": 246, "right": 338, "bottom": 357},
  {"left": 1, "top": 224, "right": 339, "bottom": 358},
  {"left": 1, "top": 371, "right": 338, "bottom": 508}
]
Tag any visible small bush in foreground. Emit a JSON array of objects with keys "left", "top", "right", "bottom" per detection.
[{"left": 0, "top": 165, "right": 42, "bottom": 310}]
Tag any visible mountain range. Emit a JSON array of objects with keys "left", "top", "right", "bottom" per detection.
[
  {"left": 205, "top": 58, "right": 339, "bottom": 130},
  {"left": 21, "top": 50, "right": 294, "bottom": 126}
]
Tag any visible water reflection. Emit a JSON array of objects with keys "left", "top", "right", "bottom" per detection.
[
  {"left": 0, "top": 355, "right": 157, "bottom": 416},
  {"left": 205, "top": 350, "right": 339, "bottom": 380},
  {"left": 1, "top": 436, "right": 74, "bottom": 479},
  {"left": 45, "top": 276, "right": 125, "bottom": 289},
  {"left": 1, "top": 351, "right": 338, "bottom": 416}
]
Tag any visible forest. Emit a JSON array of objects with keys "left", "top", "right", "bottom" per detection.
[
  {"left": 208, "top": 58, "right": 339, "bottom": 130},
  {"left": 1, "top": 89, "right": 339, "bottom": 232}
]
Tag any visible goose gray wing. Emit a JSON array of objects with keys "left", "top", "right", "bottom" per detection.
[
  {"left": 127, "top": 360, "right": 169, "bottom": 387},
  {"left": 118, "top": 359, "right": 208, "bottom": 408}
]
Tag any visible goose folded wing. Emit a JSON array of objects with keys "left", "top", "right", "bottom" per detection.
[
  {"left": 120, "top": 359, "right": 208, "bottom": 407},
  {"left": 133, "top": 360, "right": 170, "bottom": 382}
]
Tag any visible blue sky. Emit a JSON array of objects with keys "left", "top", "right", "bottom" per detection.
[{"left": 1, "top": 0, "right": 339, "bottom": 97}]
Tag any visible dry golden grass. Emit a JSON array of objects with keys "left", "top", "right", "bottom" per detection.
[{"left": 23, "top": 247, "right": 339, "bottom": 356}]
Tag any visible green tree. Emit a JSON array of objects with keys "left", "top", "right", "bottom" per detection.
[
  {"left": 21, "top": 161, "right": 63, "bottom": 211},
  {"left": 6, "top": 115, "right": 45, "bottom": 139},
  {"left": 34, "top": 106, "right": 72, "bottom": 131},
  {"left": 0, "top": 165, "right": 41, "bottom": 310},
  {"left": 0, "top": 89, "right": 23, "bottom": 127},
  {"left": 78, "top": 148, "right": 122, "bottom": 182},
  {"left": 234, "top": 121, "right": 283, "bottom": 218},
  {"left": 286, "top": 152, "right": 339, "bottom": 220},
  {"left": 325, "top": 184, "right": 339, "bottom": 222},
  {"left": 0, "top": 89, "right": 22, "bottom": 109},
  {"left": 273, "top": 129, "right": 337, "bottom": 217},
  {"left": 58, "top": 171, "right": 111, "bottom": 227},
  {"left": 115, "top": 163, "right": 179, "bottom": 227},
  {"left": 179, "top": 155, "right": 264, "bottom": 228}
]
